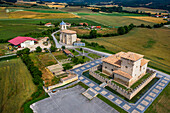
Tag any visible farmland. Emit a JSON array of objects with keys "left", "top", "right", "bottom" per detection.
[
  {"left": 8, "top": 11, "right": 79, "bottom": 19},
  {"left": 0, "top": 18, "right": 103, "bottom": 40},
  {"left": 0, "top": 58, "right": 36, "bottom": 113},
  {"left": 126, "top": 16, "right": 166, "bottom": 24},
  {"left": 81, "top": 15, "right": 155, "bottom": 27},
  {"left": 85, "top": 28, "right": 170, "bottom": 73}
]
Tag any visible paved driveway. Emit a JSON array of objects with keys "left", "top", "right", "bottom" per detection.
[{"left": 31, "top": 85, "right": 119, "bottom": 113}]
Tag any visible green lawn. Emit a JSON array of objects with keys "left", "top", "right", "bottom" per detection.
[
  {"left": 0, "top": 58, "right": 36, "bottom": 113},
  {"left": 52, "top": 51, "right": 68, "bottom": 60},
  {"left": 83, "top": 71, "right": 102, "bottom": 84},
  {"left": 77, "top": 56, "right": 91, "bottom": 62},
  {"left": 97, "top": 94, "right": 127, "bottom": 113},
  {"left": 130, "top": 73, "right": 152, "bottom": 89},
  {"left": 69, "top": 49, "right": 79, "bottom": 56},
  {"left": 88, "top": 53, "right": 101, "bottom": 59},
  {"left": 106, "top": 78, "right": 159, "bottom": 103},
  {"left": 145, "top": 83, "right": 170, "bottom": 113},
  {"left": 75, "top": 48, "right": 88, "bottom": 53}
]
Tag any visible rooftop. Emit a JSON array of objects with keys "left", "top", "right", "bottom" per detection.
[
  {"left": 121, "top": 52, "right": 144, "bottom": 61},
  {"left": 113, "top": 70, "right": 132, "bottom": 79},
  {"left": 141, "top": 59, "right": 150, "bottom": 66},
  {"left": 8, "top": 36, "right": 37, "bottom": 45},
  {"left": 60, "top": 21, "right": 66, "bottom": 25},
  {"left": 64, "top": 49, "right": 73, "bottom": 55},
  {"left": 60, "top": 30, "right": 77, "bottom": 34},
  {"left": 102, "top": 55, "right": 121, "bottom": 67}
]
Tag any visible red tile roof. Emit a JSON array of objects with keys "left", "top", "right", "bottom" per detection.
[
  {"left": 113, "top": 70, "right": 132, "bottom": 79},
  {"left": 8, "top": 36, "right": 37, "bottom": 45}
]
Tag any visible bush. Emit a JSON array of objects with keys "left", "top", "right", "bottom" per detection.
[
  {"left": 50, "top": 46, "right": 56, "bottom": 52},
  {"left": 36, "top": 46, "right": 42, "bottom": 52}
]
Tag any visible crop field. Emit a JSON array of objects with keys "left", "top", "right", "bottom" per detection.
[
  {"left": 126, "top": 16, "right": 167, "bottom": 24},
  {"left": 0, "top": 7, "right": 8, "bottom": 19},
  {"left": 85, "top": 28, "right": 170, "bottom": 73},
  {"left": 0, "top": 58, "right": 36, "bottom": 113},
  {"left": 60, "top": 6, "right": 94, "bottom": 13},
  {"left": 123, "top": 7, "right": 169, "bottom": 15},
  {"left": 82, "top": 15, "right": 155, "bottom": 27},
  {"left": 70, "top": 27, "right": 117, "bottom": 35},
  {"left": 8, "top": 11, "right": 80, "bottom": 19}
]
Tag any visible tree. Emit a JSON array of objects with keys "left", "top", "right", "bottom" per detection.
[
  {"left": 61, "top": 46, "right": 65, "bottom": 50},
  {"left": 80, "top": 48, "right": 83, "bottom": 51},
  {"left": 36, "top": 46, "right": 42, "bottom": 52},
  {"left": 117, "top": 27, "right": 125, "bottom": 35},
  {"left": 63, "top": 63, "right": 73, "bottom": 71},
  {"left": 82, "top": 56, "right": 85, "bottom": 59},
  {"left": 72, "top": 49, "right": 75, "bottom": 52},
  {"left": 89, "top": 30, "right": 97, "bottom": 38},
  {"left": 50, "top": 46, "right": 56, "bottom": 52},
  {"left": 83, "top": 23, "right": 87, "bottom": 26},
  {"left": 124, "top": 26, "right": 129, "bottom": 33}
]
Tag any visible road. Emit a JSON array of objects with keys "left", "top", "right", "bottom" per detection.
[
  {"left": 0, "top": 54, "right": 17, "bottom": 59},
  {"left": 51, "top": 30, "right": 62, "bottom": 48}
]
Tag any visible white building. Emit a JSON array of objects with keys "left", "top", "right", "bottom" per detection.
[
  {"left": 60, "top": 30, "right": 77, "bottom": 45},
  {"left": 8, "top": 36, "right": 37, "bottom": 48},
  {"left": 102, "top": 52, "right": 150, "bottom": 87}
]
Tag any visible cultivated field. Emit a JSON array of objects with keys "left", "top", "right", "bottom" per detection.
[
  {"left": 60, "top": 6, "right": 94, "bottom": 13},
  {"left": 123, "top": 7, "right": 169, "bottom": 15},
  {"left": 0, "top": 58, "right": 36, "bottom": 113},
  {"left": 0, "top": 7, "right": 8, "bottom": 19},
  {"left": 82, "top": 15, "right": 155, "bottom": 27},
  {"left": 126, "top": 16, "right": 166, "bottom": 24},
  {"left": 86, "top": 28, "right": 170, "bottom": 73},
  {"left": 8, "top": 11, "right": 80, "bottom": 19}
]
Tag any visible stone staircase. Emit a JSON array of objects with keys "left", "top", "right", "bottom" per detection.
[
  {"left": 99, "top": 82, "right": 108, "bottom": 88},
  {"left": 82, "top": 88, "right": 98, "bottom": 100}
]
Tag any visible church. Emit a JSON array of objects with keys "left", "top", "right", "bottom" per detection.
[{"left": 59, "top": 21, "right": 77, "bottom": 45}]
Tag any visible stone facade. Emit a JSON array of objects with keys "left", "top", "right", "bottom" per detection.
[
  {"left": 102, "top": 52, "right": 150, "bottom": 87},
  {"left": 89, "top": 65, "right": 156, "bottom": 100},
  {"left": 60, "top": 30, "right": 77, "bottom": 45}
]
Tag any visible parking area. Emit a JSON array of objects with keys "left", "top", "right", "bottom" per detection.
[{"left": 31, "top": 85, "right": 118, "bottom": 113}]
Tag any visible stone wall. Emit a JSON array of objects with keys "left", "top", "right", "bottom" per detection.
[{"left": 89, "top": 65, "right": 157, "bottom": 100}]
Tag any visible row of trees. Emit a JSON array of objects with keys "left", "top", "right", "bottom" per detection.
[
  {"left": 16, "top": 48, "right": 44, "bottom": 98},
  {"left": 118, "top": 24, "right": 135, "bottom": 35}
]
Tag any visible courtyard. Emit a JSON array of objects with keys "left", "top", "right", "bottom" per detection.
[{"left": 31, "top": 85, "right": 119, "bottom": 113}]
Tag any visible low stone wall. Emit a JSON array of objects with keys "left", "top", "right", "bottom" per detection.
[
  {"left": 129, "top": 70, "right": 156, "bottom": 99},
  {"left": 47, "top": 74, "right": 78, "bottom": 90},
  {"left": 89, "top": 65, "right": 157, "bottom": 100}
]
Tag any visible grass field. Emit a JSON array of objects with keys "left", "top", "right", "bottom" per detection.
[
  {"left": 60, "top": 6, "right": 94, "bottom": 13},
  {"left": 38, "top": 53, "right": 57, "bottom": 66},
  {"left": 88, "top": 53, "right": 101, "bottom": 59},
  {"left": 52, "top": 51, "right": 68, "bottom": 60},
  {"left": 85, "top": 28, "right": 170, "bottom": 73},
  {"left": 145, "top": 83, "right": 170, "bottom": 113},
  {"left": 0, "top": 18, "right": 103, "bottom": 40},
  {"left": 0, "top": 58, "right": 36, "bottom": 113},
  {"left": 82, "top": 15, "right": 155, "bottom": 27}
]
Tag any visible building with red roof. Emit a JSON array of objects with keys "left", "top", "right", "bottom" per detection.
[
  {"left": 44, "top": 22, "right": 54, "bottom": 27},
  {"left": 8, "top": 36, "right": 37, "bottom": 48}
]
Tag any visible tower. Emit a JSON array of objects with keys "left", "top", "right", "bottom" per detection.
[{"left": 60, "top": 21, "right": 67, "bottom": 30}]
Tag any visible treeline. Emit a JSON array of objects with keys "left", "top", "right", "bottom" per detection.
[
  {"left": 78, "top": 23, "right": 135, "bottom": 39},
  {"left": 0, "top": 1, "right": 50, "bottom": 9},
  {"left": 17, "top": 48, "right": 44, "bottom": 98},
  {"left": 92, "top": 6, "right": 151, "bottom": 16}
]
